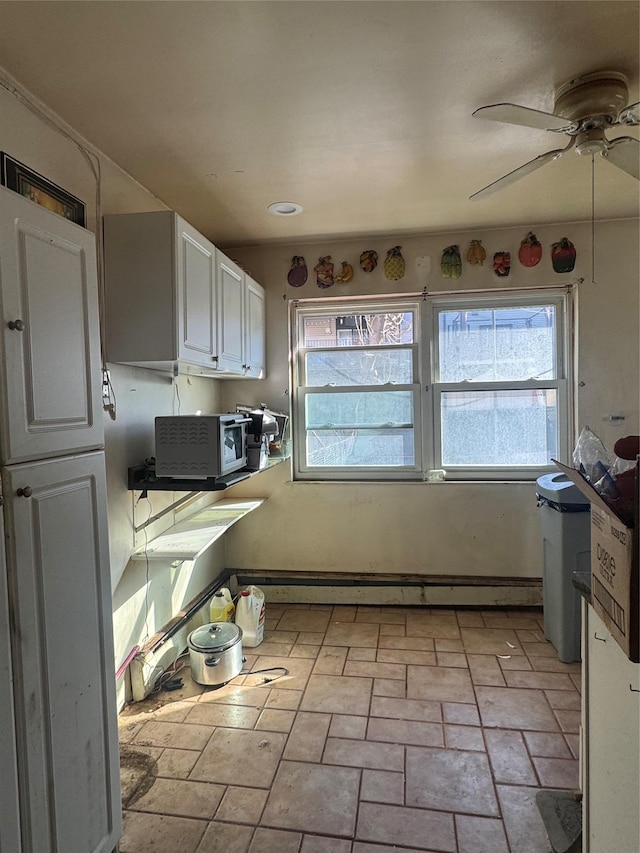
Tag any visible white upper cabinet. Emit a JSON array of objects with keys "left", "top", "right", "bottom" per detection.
[
  {"left": 0, "top": 187, "right": 104, "bottom": 464},
  {"left": 103, "top": 211, "right": 265, "bottom": 378},
  {"left": 104, "top": 211, "right": 217, "bottom": 373},
  {"left": 243, "top": 273, "right": 266, "bottom": 378}
]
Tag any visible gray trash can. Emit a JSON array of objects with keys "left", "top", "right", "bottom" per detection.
[{"left": 536, "top": 472, "right": 591, "bottom": 663}]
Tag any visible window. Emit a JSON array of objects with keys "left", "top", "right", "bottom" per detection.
[{"left": 291, "top": 289, "right": 572, "bottom": 481}]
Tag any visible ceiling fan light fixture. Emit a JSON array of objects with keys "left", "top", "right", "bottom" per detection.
[{"left": 267, "top": 201, "right": 303, "bottom": 216}]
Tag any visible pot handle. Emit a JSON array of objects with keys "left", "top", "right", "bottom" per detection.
[{"left": 205, "top": 656, "right": 221, "bottom": 667}]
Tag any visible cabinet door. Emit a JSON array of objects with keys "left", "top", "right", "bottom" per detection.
[
  {"left": 175, "top": 217, "right": 217, "bottom": 366},
  {"left": 585, "top": 606, "right": 640, "bottom": 853},
  {"left": 243, "top": 276, "right": 266, "bottom": 378},
  {"left": 0, "top": 187, "right": 103, "bottom": 465},
  {"left": 0, "top": 489, "right": 22, "bottom": 853},
  {"left": 216, "top": 252, "right": 244, "bottom": 373},
  {"left": 2, "top": 452, "right": 121, "bottom": 853}
]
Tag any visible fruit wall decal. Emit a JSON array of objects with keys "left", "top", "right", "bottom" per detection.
[
  {"left": 383, "top": 246, "right": 406, "bottom": 280},
  {"left": 314, "top": 256, "right": 335, "bottom": 288},
  {"left": 359, "top": 250, "right": 378, "bottom": 272},
  {"left": 335, "top": 261, "right": 354, "bottom": 283},
  {"left": 287, "top": 255, "right": 308, "bottom": 287},
  {"left": 466, "top": 240, "right": 486, "bottom": 266},
  {"left": 518, "top": 232, "right": 542, "bottom": 267},
  {"left": 441, "top": 245, "right": 462, "bottom": 279},
  {"left": 493, "top": 251, "right": 511, "bottom": 277},
  {"left": 551, "top": 238, "right": 576, "bottom": 273}
]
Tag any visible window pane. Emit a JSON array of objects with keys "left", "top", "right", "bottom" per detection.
[
  {"left": 306, "top": 428, "right": 415, "bottom": 467},
  {"left": 438, "top": 305, "right": 556, "bottom": 381},
  {"left": 305, "top": 348, "right": 413, "bottom": 387},
  {"left": 302, "top": 312, "right": 414, "bottom": 348},
  {"left": 441, "top": 388, "right": 557, "bottom": 466},
  {"left": 306, "top": 391, "right": 414, "bottom": 429}
]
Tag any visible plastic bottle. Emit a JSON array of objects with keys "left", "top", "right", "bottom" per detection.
[
  {"left": 209, "top": 588, "right": 235, "bottom": 623},
  {"left": 234, "top": 585, "right": 265, "bottom": 647}
]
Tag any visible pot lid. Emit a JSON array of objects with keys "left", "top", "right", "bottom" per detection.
[{"left": 188, "top": 622, "right": 242, "bottom": 652}]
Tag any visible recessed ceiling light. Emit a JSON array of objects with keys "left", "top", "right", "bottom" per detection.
[{"left": 268, "top": 201, "right": 303, "bottom": 216}]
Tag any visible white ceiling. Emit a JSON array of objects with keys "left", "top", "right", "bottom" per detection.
[{"left": 0, "top": 1, "right": 638, "bottom": 247}]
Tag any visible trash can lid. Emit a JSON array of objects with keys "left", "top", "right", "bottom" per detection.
[{"left": 536, "top": 472, "right": 590, "bottom": 506}]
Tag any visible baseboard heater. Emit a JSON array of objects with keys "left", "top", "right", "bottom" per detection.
[{"left": 127, "top": 570, "right": 541, "bottom": 702}]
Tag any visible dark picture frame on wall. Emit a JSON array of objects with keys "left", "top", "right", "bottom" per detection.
[{"left": 0, "top": 152, "right": 86, "bottom": 227}]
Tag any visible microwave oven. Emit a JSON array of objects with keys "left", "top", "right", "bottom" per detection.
[{"left": 154, "top": 414, "right": 251, "bottom": 479}]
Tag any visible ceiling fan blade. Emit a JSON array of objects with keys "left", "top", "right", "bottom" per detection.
[
  {"left": 602, "top": 136, "right": 640, "bottom": 180},
  {"left": 617, "top": 101, "right": 640, "bottom": 126},
  {"left": 470, "top": 148, "right": 567, "bottom": 201},
  {"left": 472, "top": 103, "right": 574, "bottom": 132}
]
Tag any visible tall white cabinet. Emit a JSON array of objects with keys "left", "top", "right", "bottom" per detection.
[{"left": 0, "top": 187, "right": 121, "bottom": 853}]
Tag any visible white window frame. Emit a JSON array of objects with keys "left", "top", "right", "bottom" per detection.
[{"left": 291, "top": 288, "right": 573, "bottom": 482}]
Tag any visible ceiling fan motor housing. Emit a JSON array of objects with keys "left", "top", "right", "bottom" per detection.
[{"left": 554, "top": 71, "right": 629, "bottom": 121}]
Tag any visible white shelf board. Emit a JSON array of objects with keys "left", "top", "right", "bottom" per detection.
[{"left": 131, "top": 498, "right": 265, "bottom": 561}]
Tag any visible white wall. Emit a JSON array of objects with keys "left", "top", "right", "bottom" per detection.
[
  {"left": 0, "top": 71, "right": 227, "bottom": 677},
  {"left": 221, "top": 220, "right": 639, "bottom": 581}
]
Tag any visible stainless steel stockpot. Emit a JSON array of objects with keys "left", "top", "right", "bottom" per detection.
[{"left": 187, "top": 622, "right": 243, "bottom": 687}]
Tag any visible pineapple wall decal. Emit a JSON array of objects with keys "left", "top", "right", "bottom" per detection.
[{"left": 384, "top": 246, "right": 405, "bottom": 280}]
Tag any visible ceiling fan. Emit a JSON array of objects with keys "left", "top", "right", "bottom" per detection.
[{"left": 470, "top": 71, "right": 640, "bottom": 200}]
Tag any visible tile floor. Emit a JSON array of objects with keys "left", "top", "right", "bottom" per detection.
[{"left": 117, "top": 604, "right": 582, "bottom": 853}]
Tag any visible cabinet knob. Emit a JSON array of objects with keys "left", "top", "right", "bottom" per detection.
[
  {"left": 211, "top": 355, "right": 219, "bottom": 363},
  {"left": 243, "top": 365, "right": 251, "bottom": 372},
  {"left": 8, "top": 319, "right": 25, "bottom": 332},
  {"left": 17, "top": 486, "right": 32, "bottom": 498}
]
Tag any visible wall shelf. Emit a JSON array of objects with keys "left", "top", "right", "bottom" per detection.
[{"left": 128, "top": 456, "right": 287, "bottom": 496}]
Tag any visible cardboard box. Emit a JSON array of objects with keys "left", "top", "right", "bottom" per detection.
[{"left": 554, "top": 460, "right": 639, "bottom": 662}]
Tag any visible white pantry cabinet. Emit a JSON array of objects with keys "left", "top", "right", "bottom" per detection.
[
  {"left": 0, "top": 186, "right": 121, "bottom": 853},
  {"left": 103, "top": 211, "right": 265, "bottom": 378},
  {"left": 217, "top": 253, "right": 266, "bottom": 377}
]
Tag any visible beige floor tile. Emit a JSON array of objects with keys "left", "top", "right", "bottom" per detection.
[
  {"left": 132, "top": 720, "right": 214, "bottom": 751},
  {"left": 197, "top": 683, "right": 270, "bottom": 707},
  {"left": 435, "top": 637, "right": 465, "bottom": 652},
  {"left": 277, "top": 609, "right": 332, "bottom": 632},
  {"left": 353, "top": 844, "right": 427, "bottom": 853},
  {"left": 544, "top": 689, "right": 581, "bottom": 710},
  {"left": 313, "top": 645, "right": 348, "bottom": 674},
  {"left": 372, "top": 678, "right": 405, "bottom": 697},
  {"left": 498, "top": 654, "right": 533, "bottom": 671},
  {"left": 476, "top": 686, "right": 559, "bottom": 731},
  {"left": 283, "top": 710, "right": 331, "bottom": 762},
  {"left": 516, "top": 629, "right": 547, "bottom": 643},
  {"left": 436, "top": 651, "right": 468, "bottom": 668},
  {"left": 264, "top": 629, "right": 299, "bottom": 644},
  {"left": 249, "top": 827, "right": 302, "bottom": 853},
  {"left": 444, "top": 724, "right": 485, "bottom": 751},
  {"left": 185, "top": 702, "right": 261, "bottom": 729},
  {"left": 405, "top": 613, "right": 461, "bottom": 639},
  {"left": 468, "top": 653, "right": 507, "bottom": 686},
  {"left": 533, "top": 756, "right": 579, "bottom": 788},
  {"left": 379, "top": 622, "right": 405, "bottom": 636},
  {"left": 554, "top": 709, "right": 581, "bottom": 733},
  {"left": 255, "top": 708, "right": 296, "bottom": 732},
  {"left": 377, "top": 648, "right": 436, "bottom": 665},
  {"left": 323, "top": 621, "right": 379, "bottom": 647},
  {"left": 455, "top": 814, "right": 510, "bottom": 853},
  {"left": 522, "top": 641, "right": 558, "bottom": 658},
  {"left": 524, "top": 731, "right": 573, "bottom": 759},
  {"left": 261, "top": 760, "right": 360, "bottom": 836},
  {"left": 245, "top": 655, "right": 314, "bottom": 691},
  {"left": 344, "top": 659, "right": 406, "bottom": 680},
  {"left": 130, "top": 778, "right": 225, "bottom": 820},
  {"left": 456, "top": 610, "right": 485, "bottom": 627},
  {"left": 355, "top": 608, "right": 405, "bottom": 624},
  {"left": 484, "top": 729, "right": 537, "bottom": 785},
  {"left": 407, "top": 665, "right": 475, "bottom": 703},
  {"left": 461, "top": 627, "right": 525, "bottom": 655},
  {"left": 297, "top": 631, "right": 326, "bottom": 645},
  {"left": 301, "top": 835, "right": 352, "bottom": 853},
  {"left": 301, "top": 674, "right": 373, "bottom": 715},
  {"left": 378, "top": 635, "right": 434, "bottom": 651},
  {"left": 323, "top": 736, "right": 404, "bottom": 771},
  {"left": 565, "top": 733, "right": 580, "bottom": 759},
  {"left": 214, "top": 786, "right": 268, "bottom": 825},
  {"left": 348, "top": 646, "right": 377, "bottom": 661},
  {"left": 370, "top": 695, "right": 442, "bottom": 723},
  {"left": 288, "top": 644, "right": 320, "bottom": 659},
  {"left": 264, "top": 688, "right": 303, "bottom": 711},
  {"left": 367, "top": 716, "right": 444, "bottom": 747},
  {"left": 442, "top": 702, "right": 481, "bottom": 726},
  {"left": 329, "top": 713, "right": 368, "bottom": 739},
  {"left": 485, "top": 614, "right": 541, "bottom": 629},
  {"left": 529, "top": 656, "right": 582, "bottom": 673},
  {"left": 356, "top": 801, "right": 456, "bottom": 851},
  {"left": 331, "top": 605, "right": 357, "bottom": 622},
  {"left": 190, "top": 728, "right": 285, "bottom": 787},
  {"left": 120, "top": 811, "right": 206, "bottom": 853},
  {"left": 198, "top": 821, "right": 254, "bottom": 853},
  {"left": 360, "top": 768, "right": 405, "bottom": 804},
  {"left": 406, "top": 747, "right": 499, "bottom": 816},
  {"left": 496, "top": 784, "right": 551, "bottom": 853},
  {"left": 155, "top": 748, "right": 200, "bottom": 779},
  {"left": 250, "top": 640, "right": 294, "bottom": 656},
  {"left": 504, "top": 670, "right": 576, "bottom": 690}
]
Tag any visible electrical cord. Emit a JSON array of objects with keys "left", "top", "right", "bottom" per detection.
[{"left": 239, "top": 665, "right": 289, "bottom": 684}]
